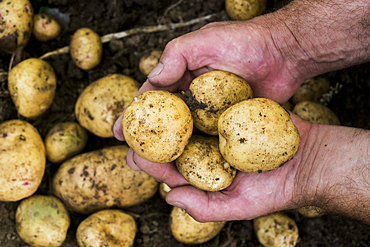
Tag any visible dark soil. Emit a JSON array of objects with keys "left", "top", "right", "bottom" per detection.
[{"left": 1, "top": 0, "right": 370, "bottom": 246}]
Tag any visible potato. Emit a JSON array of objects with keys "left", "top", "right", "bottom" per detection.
[
  {"left": 175, "top": 135, "right": 236, "bottom": 191},
  {"left": 218, "top": 98, "right": 300, "bottom": 173},
  {"left": 8, "top": 58, "right": 57, "bottom": 118},
  {"left": 170, "top": 206, "right": 226, "bottom": 244},
  {"left": 253, "top": 213, "right": 299, "bottom": 247},
  {"left": 0, "top": 0, "right": 33, "bottom": 53},
  {"left": 45, "top": 122, "right": 88, "bottom": 163},
  {"left": 139, "top": 50, "right": 162, "bottom": 76},
  {"left": 76, "top": 209, "right": 136, "bottom": 247},
  {"left": 70, "top": 27, "right": 102, "bottom": 70},
  {"left": 292, "top": 77, "right": 330, "bottom": 105},
  {"left": 282, "top": 100, "right": 293, "bottom": 111},
  {"left": 52, "top": 145, "right": 158, "bottom": 214},
  {"left": 292, "top": 101, "right": 340, "bottom": 125},
  {"left": 32, "top": 13, "right": 61, "bottom": 42},
  {"left": 15, "top": 195, "right": 70, "bottom": 247},
  {"left": 123, "top": 90, "right": 193, "bottom": 163},
  {"left": 186, "top": 70, "right": 253, "bottom": 136},
  {"left": 159, "top": 182, "right": 171, "bottom": 199},
  {"left": 225, "top": 0, "right": 267, "bottom": 21},
  {"left": 75, "top": 74, "right": 139, "bottom": 138},
  {"left": 0, "top": 120, "right": 45, "bottom": 202},
  {"left": 297, "top": 206, "right": 325, "bottom": 218}
]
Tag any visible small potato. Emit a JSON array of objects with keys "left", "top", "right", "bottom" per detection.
[
  {"left": 45, "top": 122, "right": 88, "bottom": 163},
  {"left": 0, "top": 120, "right": 45, "bottom": 202},
  {"left": 170, "top": 207, "right": 226, "bottom": 244},
  {"left": 175, "top": 135, "right": 236, "bottom": 191},
  {"left": 139, "top": 50, "right": 162, "bottom": 76},
  {"left": 123, "top": 90, "right": 193, "bottom": 163},
  {"left": 52, "top": 145, "right": 158, "bottom": 214},
  {"left": 297, "top": 206, "right": 325, "bottom": 218},
  {"left": 253, "top": 213, "right": 299, "bottom": 247},
  {"left": 292, "top": 101, "right": 340, "bottom": 125},
  {"left": 16, "top": 195, "right": 70, "bottom": 247},
  {"left": 186, "top": 70, "right": 253, "bottom": 136},
  {"left": 292, "top": 77, "right": 330, "bottom": 105},
  {"left": 218, "top": 98, "right": 300, "bottom": 173},
  {"left": 70, "top": 27, "right": 102, "bottom": 70},
  {"left": 76, "top": 209, "right": 136, "bottom": 247},
  {"left": 32, "top": 13, "right": 61, "bottom": 42},
  {"left": 75, "top": 74, "right": 139, "bottom": 138},
  {"left": 8, "top": 58, "right": 57, "bottom": 118},
  {"left": 158, "top": 182, "right": 171, "bottom": 199},
  {"left": 0, "top": 0, "right": 33, "bottom": 53},
  {"left": 225, "top": 0, "right": 267, "bottom": 21}
]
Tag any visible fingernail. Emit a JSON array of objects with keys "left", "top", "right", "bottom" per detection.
[
  {"left": 148, "top": 61, "right": 164, "bottom": 78},
  {"left": 168, "top": 201, "right": 187, "bottom": 210}
]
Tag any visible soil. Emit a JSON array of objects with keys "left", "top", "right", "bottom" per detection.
[{"left": 1, "top": 0, "right": 370, "bottom": 246}]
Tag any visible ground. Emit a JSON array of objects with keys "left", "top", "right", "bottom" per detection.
[{"left": 1, "top": 0, "right": 370, "bottom": 246}]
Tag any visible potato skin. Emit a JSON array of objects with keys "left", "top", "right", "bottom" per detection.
[
  {"left": 139, "top": 50, "right": 162, "bottom": 76},
  {"left": 15, "top": 195, "right": 70, "bottom": 247},
  {"left": 293, "top": 101, "right": 340, "bottom": 125},
  {"left": 297, "top": 206, "right": 325, "bottom": 218},
  {"left": 45, "top": 122, "right": 88, "bottom": 163},
  {"left": 218, "top": 98, "right": 300, "bottom": 173},
  {"left": 225, "top": 0, "right": 267, "bottom": 21},
  {"left": 170, "top": 207, "right": 226, "bottom": 244},
  {"left": 123, "top": 90, "right": 193, "bottom": 163},
  {"left": 52, "top": 145, "right": 158, "bottom": 214},
  {"left": 292, "top": 77, "right": 330, "bottom": 105},
  {"left": 76, "top": 209, "right": 136, "bottom": 247},
  {"left": 175, "top": 135, "right": 236, "bottom": 191},
  {"left": 187, "top": 70, "right": 253, "bottom": 136},
  {"left": 75, "top": 74, "right": 139, "bottom": 138},
  {"left": 32, "top": 13, "right": 61, "bottom": 42},
  {"left": 70, "top": 27, "right": 102, "bottom": 70},
  {"left": 8, "top": 58, "right": 57, "bottom": 118},
  {"left": 0, "top": 120, "right": 45, "bottom": 202}
]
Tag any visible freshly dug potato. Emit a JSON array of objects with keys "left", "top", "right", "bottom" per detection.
[
  {"left": 175, "top": 135, "right": 236, "bottom": 191},
  {"left": 297, "top": 206, "right": 325, "bottom": 218},
  {"left": 225, "top": 0, "right": 267, "bottom": 21},
  {"left": 45, "top": 122, "right": 88, "bottom": 163},
  {"left": 32, "top": 13, "right": 61, "bottom": 42},
  {"left": 253, "top": 213, "right": 299, "bottom": 247},
  {"left": 292, "top": 101, "right": 340, "bottom": 125},
  {"left": 52, "top": 145, "right": 158, "bottom": 214},
  {"left": 8, "top": 58, "right": 57, "bottom": 118},
  {"left": 70, "top": 27, "right": 102, "bottom": 70},
  {"left": 282, "top": 100, "right": 293, "bottom": 111},
  {"left": 170, "top": 206, "right": 226, "bottom": 244},
  {"left": 75, "top": 74, "right": 139, "bottom": 138},
  {"left": 139, "top": 50, "right": 162, "bottom": 76},
  {"left": 292, "top": 77, "right": 330, "bottom": 105},
  {"left": 159, "top": 182, "right": 171, "bottom": 199},
  {"left": 186, "top": 70, "right": 253, "bottom": 136},
  {"left": 123, "top": 90, "right": 193, "bottom": 163},
  {"left": 0, "top": 0, "right": 33, "bottom": 53},
  {"left": 218, "top": 98, "right": 300, "bottom": 173},
  {"left": 0, "top": 120, "right": 45, "bottom": 202},
  {"left": 15, "top": 195, "right": 70, "bottom": 247}
]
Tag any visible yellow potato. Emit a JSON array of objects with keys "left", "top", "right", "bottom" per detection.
[
  {"left": 0, "top": 119, "right": 45, "bottom": 202},
  {"left": 8, "top": 58, "right": 57, "bottom": 118},
  {"left": 123, "top": 90, "right": 193, "bottom": 163},
  {"left": 158, "top": 182, "right": 171, "bottom": 199},
  {"left": 76, "top": 209, "right": 136, "bottom": 247},
  {"left": 225, "top": 0, "right": 267, "bottom": 21},
  {"left": 70, "top": 27, "right": 102, "bottom": 70},
  {"left": 139, "top": 50, "right": 162, "bottom": 76},
  {"left": 292, "top": 77, "right": 330, "bottom": 105},
  {"left": 45, "top": 122, "right": 88, "bottom": 163},
  {"left": 292, "top": 101, "right": 340, "bottom": 125},
  {"left": 218, "top": 98, "right": 300, "bottom": 173},
  {"left": 186, "top": 70, "right": 253, "bottom": 135},
  {"left": 52, "top": 145, "right": 158, "bottom": 214},
  {"left": 32, "top": 13, "right": 61, "bottom": 42},
  {"left": 16, "top": 195, "right": 70, "bottom": 247},
  {"left": 170, "top": 206, "right": 226, "bottom": 244},
  {"left": 175, "top": 135, "right": 236, "bottom": 191},
  {"left": 297, "top": 206, "right": 325, "bottom": 218},
  {"left": 75, "top": 74, "right": 139, "bottom": 138}
]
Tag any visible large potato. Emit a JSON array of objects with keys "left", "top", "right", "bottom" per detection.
[
  {"left": 170, "top": 206, "right": 226, "bottom": 244},
  {"left": 225, "top": 0, "right": 267, "bottom": 21},
  {"left": 75, "top": 74, "right": 139, "bottom": 138},
  {"left": 186, "top": 70, "right": 253, "bottom": 136},
  {"left": 292, "top": 77, "right": 330, "bottom": 105},
  {"left": 0, "top": 0, "right": 33, "bottom": 53},
  {"left": 123, "top": 90, "right": 193, "bottom": 163},
  {"left": 8, "top": 58, "right": 57, "bottom": 118},
  {"left": 52, "top": 145, "right": 158, "bottom": 214},
  {"left": 293, "top": 101, "right": 340, "bottom": 125},
  {"left": 218, "top": 98, "right": 300, "bottom": 173},
  {"left": 16, "top": 195, "right": 70, "bottom": 247},
  {"left": 76, "top": 209, "right": 136, "bottom": 247},
  {"left": 0, "top": 120, "right": 45, "bottom": 202},
  {"left": 175, "top": 135, "right": 236, "bottom": 191},
  {"left": 32, "top": 13, "right": 61, "bottom": 42}
]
